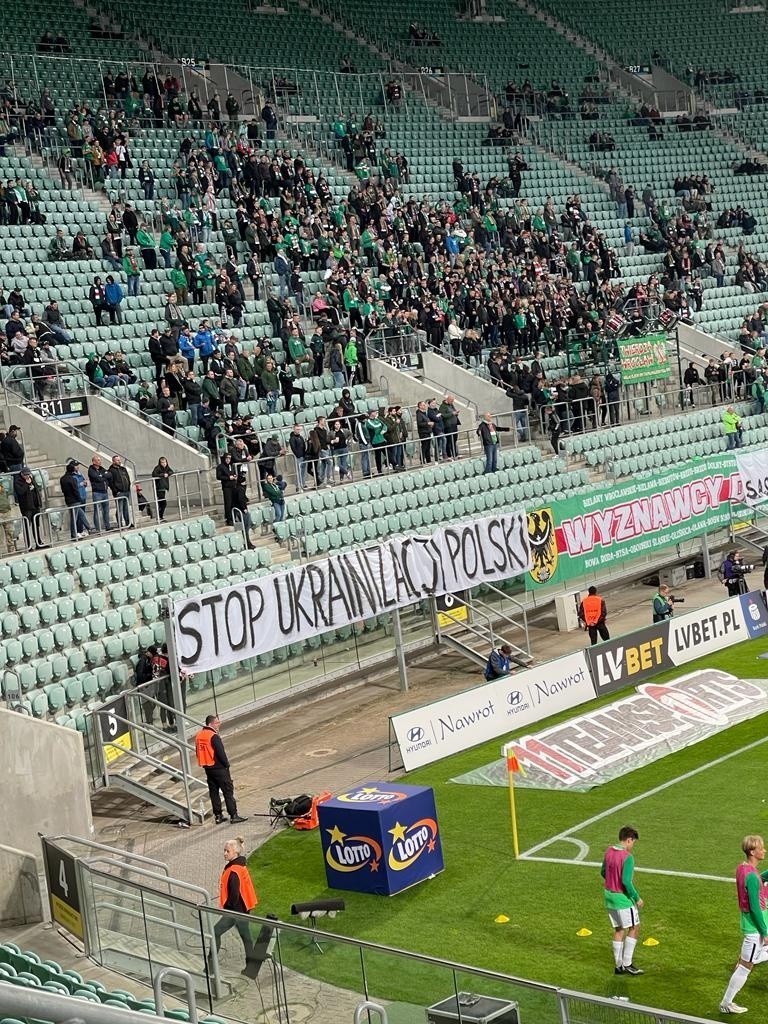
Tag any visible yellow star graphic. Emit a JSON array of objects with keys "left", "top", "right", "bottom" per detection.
[
  {"left": 327, "top": 825, "right": 346, "bottom": 844},
  {"left": 360, "top": 787, "right": 378, "bottom": 794},
  {"left": 388, "top": 822, "right": 407, "bottom": 842}
]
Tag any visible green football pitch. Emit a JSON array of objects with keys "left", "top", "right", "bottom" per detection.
[{"left": 248, "top": 636, "right": 768, "bottom": 1021}]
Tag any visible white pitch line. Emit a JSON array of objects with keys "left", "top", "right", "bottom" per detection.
[
  {"left": 521, "top": 855, "right": 734, "bottom": 884},
  {"left": 561, "top": 837, "right": 591, "bottom": 861},
  {"left": 519, "top": 732, "right": 768, "bottom": 860}
]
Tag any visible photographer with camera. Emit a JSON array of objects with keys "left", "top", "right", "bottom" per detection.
[
  {"left": 721, "top": 550, "right": 752, "bottom": 596},
  {"left": 652, "top": 584, "right": 682, "bottom": 622}
]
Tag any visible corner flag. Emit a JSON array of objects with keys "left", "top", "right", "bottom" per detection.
[{"left": 503, "top": 741, "right": 525, "bottom": 858}]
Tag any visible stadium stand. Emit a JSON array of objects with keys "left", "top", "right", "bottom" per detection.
[
  {"left": 0, "top": 0, "right": 765, "bottom": 728},
  {"left": 0, "top": 942, "right": 225, "bottom": 1021}
]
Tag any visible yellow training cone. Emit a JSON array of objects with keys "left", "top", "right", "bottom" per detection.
[
  {"left": 642, "top": 937, "right": 659, "bottom": 946},
  {"left": 576, "top": 928, "right": 592, "bottom": 936},
  {"left": 494, "top": 914, "right": 510, "bottom": 924}
]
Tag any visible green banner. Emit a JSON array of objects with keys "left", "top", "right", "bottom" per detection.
[
  {"left": 617, "top": 332, "right": 671, "bottom": 385},
  {"left": 525, "top": 454, "right": 753, "bottom": 591}
]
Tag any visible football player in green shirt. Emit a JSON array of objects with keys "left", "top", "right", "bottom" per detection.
[
  {"left": 601, "top": 826, "right": 644, "bottom": 975},
  {"left": 720, "top": 835, "right": 768, "bottom": 1014}
]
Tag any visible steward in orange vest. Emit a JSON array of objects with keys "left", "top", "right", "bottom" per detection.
[
  {"left": 221, "top": 857, "right": 258, "bottom": 912},
  {"left": 577, "top": 586, "right": 610, "bottom": 646},
  {"left": 195, "top": 715, "right": 247, "bottom": 825},
  {"left": 211, "top": 837, "right": 260, "bottom": 976}
]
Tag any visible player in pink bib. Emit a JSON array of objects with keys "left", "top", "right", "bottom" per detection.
[
  {"left": 720, "top": 834, "right": 768, "bottom": 1014},
  {"left": 601, "top": 825, "right": 644, "bottom": 975}
]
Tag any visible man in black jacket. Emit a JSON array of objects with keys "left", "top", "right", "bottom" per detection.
[
  {"left": 60, "top": 459, "right": 90, "bottom": 539},
  {"left": 288, "top": 424, "right": 307, "bottom": 491},
  {"left": 122, "top": 202, "right": 138, "bottom": 244},
  {"left": 416, "top": 400, "right": 433, "bottom": 463},
  {"left": 148, "top": 328, "right": 165, "bottom": 384},
  {"left": 0, "top": 424, "right": 24, "bottom": 471},
  {"left": 477, "top": 412, "right": 510, "bottom": 474},
  {"left": 108, "top": 454, "right": 132, "bottom": 527},
  {"left": 14, "top": 467, "right": 44, "bottom": 548},
  {"left": 217, "top": 453, "right": 238, "bottom": 525},
  {"left": 194, "top": 714, "right": 247, "bottom": 824},
  {"left": 88, "top": 453, "right": 112, "bottom": 532}
]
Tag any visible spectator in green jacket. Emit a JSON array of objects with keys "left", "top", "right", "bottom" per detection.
[
  {"left": 723, "top": 406, "right": 743, "bottom": 449},
  {"left": 287, "top": 327, "right": 311, "bottom": 375},
  {"left": 136, "top": 223, "right": 157, "bottom": 270},
  {"left": 201, "top": 369, "right": 220, "bottom": 413},
  {"left": 752, "top": 375, "right": 766, "bottom": 414},
  {"left": 262, "top": 471, "right": 287, "bottom": 524},
  {"left": 364, "top": 408, "right": 387, "bottom": 475},
  {"left": 169, "top": 265, "right": 188, "bottom": 304},
  {"left": 261, "top": 358, "right": 280, "bottom": 413},
  {"left": 344, "top": 334, "right": 359, "bottom": 384},
  {"left": 122, "top": 248, "right": 142, "bottom": 296},
  {"left": 159, "top": 228, "right": 174, "bottom": 269}
]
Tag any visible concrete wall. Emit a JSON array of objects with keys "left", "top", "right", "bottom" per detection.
[
  {"left": 677, "top": 322, "right": 733, "bottom": 364},
  {"left": 3, "top": 405, "right": 114, "bottom": 471},
  {"left": 0, "top": 845, "right": 43, "bottom": 927},
  {"left": 371, "top": 358, "right": 475, "bottom": 429},
  {"left": 88, "top": 396, "right": 211, "bottom": 480},
  {"left": 0, "top": 709, "right": 93, "bottom": 865},
  {"left": 421, "top": 351, "right": 506, "bottom": 422}
]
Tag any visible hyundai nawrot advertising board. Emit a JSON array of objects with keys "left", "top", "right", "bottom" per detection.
[{"left": 318, "top": 783, "right": 444, "bottom": 896}]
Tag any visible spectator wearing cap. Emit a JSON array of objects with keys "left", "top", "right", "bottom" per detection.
[
  {"left": 88, "top": 454, "right": 111, "bottom": 532},
  {"left": 60, "top": 459, "right": 91, "bottom": 539},
  {"left": 0, "top": 424, "right": 24, "bottom": 472}
]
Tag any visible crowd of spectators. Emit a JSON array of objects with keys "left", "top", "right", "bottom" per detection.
[{"left": 4, "top": 64, "right": 768, "bottom": 551}]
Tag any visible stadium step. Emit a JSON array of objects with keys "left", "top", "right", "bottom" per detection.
[{"left": 107, "top": 747, "right": 209, "bottom": 825}]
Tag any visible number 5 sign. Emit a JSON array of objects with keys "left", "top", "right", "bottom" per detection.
[
  {"left": 41, "top": 838, "right": 84, "bottom": 941},
  {"left": 98, "top": 695, "right": 133, "bottom": 765}
]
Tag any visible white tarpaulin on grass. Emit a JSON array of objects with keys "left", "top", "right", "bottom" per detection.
[
  {"left": 172, "top": 512, "right": 531, "bottom": 672},
  {"left": 452, "top": 670, "right": 768, "bottom": 791}
]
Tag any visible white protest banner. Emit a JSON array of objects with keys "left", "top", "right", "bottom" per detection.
[
  {"left": 736, "top": 449, "right": 768, "bottom": 505},
  {"left": 391, "top": 650, "right": 593, "bottom": 771},
  {"left": 172, "top": 512, "right": 531, "bottom": 672}
]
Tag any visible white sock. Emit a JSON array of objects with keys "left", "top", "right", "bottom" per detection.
[
  {"left": 612, "top": 940, "right": 623, "bottom": 967},
  {"left": 723, "top": 964, "right": 751, "bottom": 1005},
  {"left": 622, "top": 937, "right": 637, "bottom": 967}
]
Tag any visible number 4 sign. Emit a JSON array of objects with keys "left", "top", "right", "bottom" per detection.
[{"left": 41, "top": 838, "right": 84, "bottom": 941}]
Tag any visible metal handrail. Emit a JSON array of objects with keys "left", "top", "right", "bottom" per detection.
[
  {"left": 354, "top": 1003, "right": 389, "bottom": 1024},
  {"left": 84, "top": 861, "right": 222, "bottom": 999},
  {"left": 154, "top": 968, "right": 199, "bottom": 1024},
  {"left": 92, "top": 708, "right": 203, "bottom": 822},
  {"left": 0, "top": 985, "right": 172, "bottom": 1024},
  {"left": 70, "top": 850, "right": 721, "bottom": 1024},
  {"left": 472, "top": 594, "right": 528, "bottom": 638},
  {"left": 85, "top": 857, "right": 212, "bottom": 902},
  {"left": 127, "top": 681, "right": 206, "bottom": 735},
  {"left": 45, "top": 834, "right": 171, "bottom": 875}
]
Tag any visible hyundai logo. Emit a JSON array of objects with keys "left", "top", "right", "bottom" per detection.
[
  {"left": 407, "top": 726, "right": 425, "bottom": 742},
  {"left": 507, "top": 691, "right": 523, "bottom": 706}
]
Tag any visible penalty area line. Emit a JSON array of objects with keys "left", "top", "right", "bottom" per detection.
[
  {"left": 519, "top": 732, "right": 768, "bottom": 861},
  {"left": 522, "top": 855, "right": 733, "bottom": 884}
]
